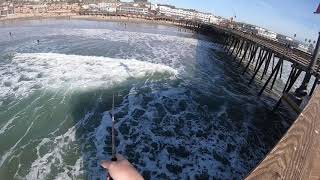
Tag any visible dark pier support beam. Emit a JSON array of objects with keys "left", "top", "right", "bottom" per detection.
[
  {"left": 258, "top": 59, "right": 283, "bottom": 96},
  {"left": 295, "top": 32, "right": 320, "bottom": 100},
  {"left": 234, "top": 40, "right": 245, "bottom": 59},
  {"left": 261, "top": 53, "right": 273, "bottom": 80},
  {"left": 235, "top": 39, "right": 243, "bottom": 53},
  {"left": 274, "top": 66, "right": 302, "bottom": 110},
  {"left": 238, "top": 43, "right": 250, "bottom": 65},
  {"left": 255, "top": 49, "right": 265, "bottom": 71},
  {"left": 227, "top": 37, "right": 235, "bottom": 53},
  {"left": 240, "top": 43, "right": 254, "bottom": 66},
  {"left": 222, "top": 35, "right": 229, "bottom": 48},
  {"left": 270, "top": 59, "right": 283, "bottom": 90},
  {"left": 227, "top": 36, "right": 232, "bottom": 48},
  {"left": 279, "top": 59, "right": 284, "bottom": 79},
  {"left": 224, "top": 35, "right": 232, "bottom": 50},
  {"left": 239, "top": 41, "right": 248, "bottom": 57},
  {"left": 254, "top": 48, "right": 264, "bottom": 72},
  {"left": 229, "top": 39, "right": 239, "bottom": 55},
  {"left": 249, "top": 51, "right": 270, "bottom": 85},
  {"left": 248, "top": 44, "right": 255, "bottom": 60},
  {"left": 283, "top": 66, "right": 296, "bottom": 93},
  {"left": 242, "top": 45, "right": 259, "bottom": 75},
  {"left": 271, "top": 55, "right": 275, "bottom": 71},
  {"left": 285, "top": 68, "right": 302, "bottom": 93}
]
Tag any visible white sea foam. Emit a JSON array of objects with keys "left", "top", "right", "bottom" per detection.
[
  {"left": 25, "top": 110, "right": 94, "bottom": 180},
  {"left": 50, "top": 28, "right": 198, "bottom": 46},
  {"left": 0, "top": 121, "right": 34, "bottom": 167},
  {"left": 0, "top": 53, "right": 178, "bottom": 102},
  {"left": 0, "top": 115, "right": 19, "bottom": 135},
  {"left": 94, "top": 112, "right": 112, "bottom": 179}
]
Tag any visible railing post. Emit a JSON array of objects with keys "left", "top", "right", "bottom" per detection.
[{"left": 294, "top": 32, "right": 320, "bottom": 101}]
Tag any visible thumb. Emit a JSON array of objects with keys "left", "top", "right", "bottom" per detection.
[{"left": 101, "top": 160, "right": 112, "bottom": 169}]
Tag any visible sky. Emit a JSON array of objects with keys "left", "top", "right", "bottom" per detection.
[{"left": 144, "top": 0, "right": 320, "bottom": 41}]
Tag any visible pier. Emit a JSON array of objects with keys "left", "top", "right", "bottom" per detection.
[
  {"left": 246, "top": 87, "right": 320, "bottom": 179},
  {"left": 219, "top": 27, "right": 320, "bottom": 95}
]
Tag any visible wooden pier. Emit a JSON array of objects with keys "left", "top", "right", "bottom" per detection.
[
  {"left": 246, "top": 87, "right": 320, "bottom": 179},
  {"left": 219, "top": 29, "right": 319, "bottom": 97}
]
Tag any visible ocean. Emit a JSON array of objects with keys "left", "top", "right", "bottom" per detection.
[{"left": 0, "top": 19, "right": 296, "bottom": 179}]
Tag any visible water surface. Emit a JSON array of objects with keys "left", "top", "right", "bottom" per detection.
[{"left": 0, "top": 19, "right": 295, "bottom": 179}]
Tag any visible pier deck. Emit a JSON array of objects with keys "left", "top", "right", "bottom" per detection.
[{"left": 246, "top": 87, "right": 320, "bottom": 179}]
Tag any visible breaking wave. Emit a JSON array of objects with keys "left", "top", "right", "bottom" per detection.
[{"left": 0, "top": 53, "right": 178, "bottom": 104}]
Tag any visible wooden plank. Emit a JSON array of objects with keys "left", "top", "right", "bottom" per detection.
[{"left": 246, "top": 87, "right": 320, "bottom": 180}]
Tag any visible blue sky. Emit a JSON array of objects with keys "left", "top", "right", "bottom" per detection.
[{"left": 146, "top": 0, "right": 320, "bottom": 41}]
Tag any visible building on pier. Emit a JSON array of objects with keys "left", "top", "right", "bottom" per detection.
[
  {"left": 157, "top": 4, "right": 219, "bottom": 24},
  {"left": 255, "top": 27, "right": 278, "bottom": 41},
  {"left": 84, "top": 2, "right": 150, "bottom": 15},
  {"left": 134, "top": 0, "right": 148, "bottom": 2},
  {"left": 97, "top": 3, "right": 117, "bottom": 13},
  {"left": 297, "top": 43, "right": 314, "bottom": 54},
  {"left": 276, "top": 34, "right": 299, "bottom": 48},
  {"left": 234, "top": 22, "right": 254, "bottom": 33},
  {"left": 15, "top": 4, "right": 48, "bottom": 13},
  {"left": 15, "top": 3, "right": 80, "bottom": 14},
  {"left": 80, "top": 0, "right": 119, "bottom": 4},
  {"left": 195, "top": 12, "right": 219, "bottom": 24},
  {"left": 158, "top": 4, "right": 194, "bottom": 20},
  {"left": 117, "top": 3, "right": 149, "bottom": 15}
]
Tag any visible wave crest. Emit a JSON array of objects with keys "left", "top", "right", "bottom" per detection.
[{"left": 0, "top": 53, "right": 178, "bottom": 103}]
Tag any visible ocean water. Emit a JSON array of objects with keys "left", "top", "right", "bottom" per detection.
[{"left": 0, "top": 19, "right": 296, "bottom": 179}]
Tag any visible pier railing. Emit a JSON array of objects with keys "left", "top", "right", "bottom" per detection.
[{"left": 246, "top": 87, "right": 320, "bottom": 179}]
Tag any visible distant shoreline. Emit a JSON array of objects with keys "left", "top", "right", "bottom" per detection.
[
  {"left": 0, "top": 13, "right": 76, "bottom": 22},
  {"left": 71, "top": 15, "right": 180, "bottom": 27},
  {"left": 0, "top": 14, "right": 185, "bottom": 28}
]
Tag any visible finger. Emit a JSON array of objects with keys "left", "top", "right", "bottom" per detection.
[
  {"left": 101, "top": 160, "right": 112, "bottom": 169},
  {"left": 115, "top": 154, "right": 126, "bottom": 161}
]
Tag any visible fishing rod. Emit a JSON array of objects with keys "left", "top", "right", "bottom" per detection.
[
  {"left": 111, "top": 94, "right": 117, "bottom": 162},
  {"left": 108, "top": 94, "right": 117, "bottom": 180}
]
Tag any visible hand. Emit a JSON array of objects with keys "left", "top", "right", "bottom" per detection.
[{"left": 101, "top": 154, "right": 144, "bottom": 180}]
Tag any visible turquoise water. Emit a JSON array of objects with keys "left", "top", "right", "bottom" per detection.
[{"left": 0, "top": 19, "right": 295, "bottom": 179}]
